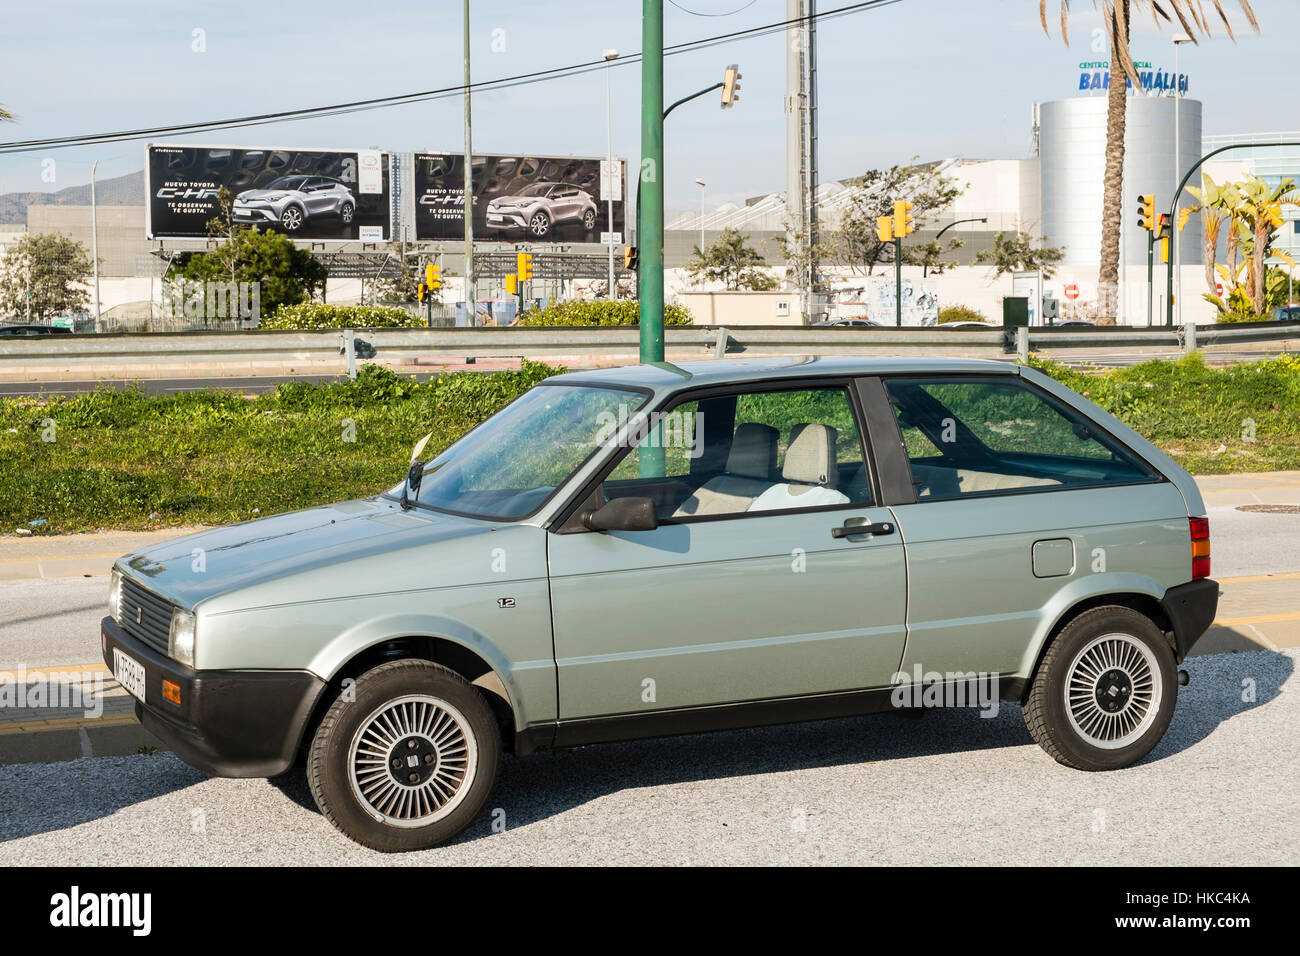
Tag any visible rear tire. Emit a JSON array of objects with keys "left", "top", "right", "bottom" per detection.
[
  {"left": 307, "top": 659, "right": 500, "bottom": 851},
  {"left": 1023, "top": 606, "right": 1176, "bottom": 771}
]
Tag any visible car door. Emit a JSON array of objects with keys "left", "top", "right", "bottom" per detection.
[
  {"left": 302, "top": 178, "right": 330, "bottom": 215},
  {"left": 546, "top": 380, "right": 908, "bottom": 726},
  {"left": 879, "top": 373, "right": 1188, "bottom": 679}
]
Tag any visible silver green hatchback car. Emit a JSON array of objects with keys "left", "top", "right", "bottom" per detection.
[{"left": 102, "top": 357, "right": 1218, "bottom": 851}]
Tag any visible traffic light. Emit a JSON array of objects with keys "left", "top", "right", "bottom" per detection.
[
  {"left": 425, "top": 263, "right": 441, "bottom": 290},
  {"left": 516, "top": 252, "right": 534, "bottom": 282},
  {"left": 1156, "top": 212, "right": 1171, "bottom": 239},
  {"left": 417, "top": 283, "right": 427, "bottom": 303},
  {"left": 893, "top": 200, "right": 914, "bottom": 237},
  {"left": 624, "top": 246, "right": 639, "bottom": 271},
  {"left": 876, "top": 216, "right": 894, "bottom": 243},
  {"left": 505, "top": 274, "right": 518, "bottom": 295},
  {"left": 721, "top": 64, "right": 741, "bottom": 108},
  {"left": 1136, "top": 194, "right": 1156, "bottom": 231}
]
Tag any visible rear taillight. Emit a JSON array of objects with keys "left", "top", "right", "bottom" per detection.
[{"left": 1189, "top": 516, "right": 1210, "bottom": 580}]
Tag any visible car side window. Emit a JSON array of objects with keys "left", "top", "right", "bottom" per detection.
[
  {"left": 884, "top": 377, "right": 1158, "bottom": 500},
  {"left": 602, "top": 385, "right": 873, "bottom": 521}
]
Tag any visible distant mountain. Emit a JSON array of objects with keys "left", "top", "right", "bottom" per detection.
[{"left": 0, "top": 169, "right": 144, "bottom": 224}]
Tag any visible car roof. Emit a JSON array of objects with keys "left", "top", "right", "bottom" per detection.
[{"left": 545, "top": 355, "right": 1016, "bottom": 391}]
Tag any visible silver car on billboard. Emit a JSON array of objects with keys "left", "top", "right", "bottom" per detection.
[
  {"left": 233, "top": 175, "right": 356, "bottom": 233},
  {"left": 485, "top": 182, "right": 598, "bottom": 238}
]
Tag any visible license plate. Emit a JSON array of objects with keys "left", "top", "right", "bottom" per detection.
[
  {"left": 112, "top": 647, "right": 146, "bottom": 702},
  {"left": 487, "top": 214, "right": 503, "bottom": 222}
]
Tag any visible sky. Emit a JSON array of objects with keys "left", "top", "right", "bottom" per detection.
[{"left": 0, "top": 0, "right": 1288, "bottom": 215}]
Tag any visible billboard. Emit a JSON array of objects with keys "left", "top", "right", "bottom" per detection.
[
  {"left": 412, "top": 152, "right": 626, "bottom": 243},
  {"left": 146, "top": 144, "right": 391, "bottom": 241}
]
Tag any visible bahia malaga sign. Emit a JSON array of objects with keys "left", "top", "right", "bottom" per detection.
[{"left": 1078, "top": 61, "right": 1188, "bottom": 94}]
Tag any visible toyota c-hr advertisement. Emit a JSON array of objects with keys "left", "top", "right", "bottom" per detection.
[
  {"left": 485, "top": 182, "right": 598, "bottom": 238},
  {"left": 413, "top": 152, "right": 625, "bottom": 243},
  {"left": 146, "top": 144, "right": 391, "bottom": 240},
  {"left": 232, "top": 176, "right": 356, "bottom": 233}
]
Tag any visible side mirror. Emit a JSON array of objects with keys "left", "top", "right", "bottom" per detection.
[{"left": 582, "top": 496, "right": 658, "bottom": 533}]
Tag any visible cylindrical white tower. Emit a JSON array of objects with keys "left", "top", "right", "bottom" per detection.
[{"left": 1039, "top": 95, "right": 1202, "bottom": 320}]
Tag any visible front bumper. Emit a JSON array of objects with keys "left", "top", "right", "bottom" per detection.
[
  {"left": 101, "top": 616, "right": 326, "bottom": 778},
  {"left": 232, "top": 205, "right": 281, "bottom": 224},
  {"left": 485, "top": 209, "right": 527, "bottom": 228},
  {"left": 1161, "top": 578, "right": 1219, "bottom": 662}
]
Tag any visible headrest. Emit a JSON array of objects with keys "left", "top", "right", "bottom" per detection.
[
  {"left": 726, "top": 422, "right": 778, "bottom": 479},
  {"left": 783, "top": 423, "right": 838, "bottom": 485}
]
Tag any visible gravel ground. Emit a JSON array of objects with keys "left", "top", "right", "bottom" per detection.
[{"left": 0, "top": 648, "right": 1293, "bottom": 866}]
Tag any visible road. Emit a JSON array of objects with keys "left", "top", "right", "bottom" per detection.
[{"left": 0, "top": 489, "right": 1296, "bottom": 864}]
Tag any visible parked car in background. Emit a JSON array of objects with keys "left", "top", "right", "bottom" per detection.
[
  {"left": 1271, "top": 305, "right": 1300, "bottom": 323},
  {"left": 0, "top": 323, "right": 74, "bottom": 336},
  {"left": 103, "top": 356, "right": 1218, "bottom": 851},
  {"left": 1050, "top": 320, "right": 1097, "bottom": 328},
  {"left": 485, "top": 182, "right": 598, "bottom": 238},
  {"left": 940, "top": 320, "right": 1000, "bottom": 330},
  {"left": 813, "top": 318, "right": 882, "bottom": 327},
  {"left": 233, "top": 175, "right": 356, "bottom": 233}
]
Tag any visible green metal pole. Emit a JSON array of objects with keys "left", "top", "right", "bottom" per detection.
[
  {"left": 894, "top": 236, "right": 902, "bottom": 327},
  {"left": 638, "top": 0, "right": 664, "bottom": 364}
]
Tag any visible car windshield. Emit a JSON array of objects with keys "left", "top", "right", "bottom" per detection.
[
  {"left": 264, "top": 176, "right": 306, "bottom": 191},
  {"left": 514, "top": 183, "right": 553, "bottom": 197},
  {"left": 389, "top": 384, "right": 647, "bottom": 520}
]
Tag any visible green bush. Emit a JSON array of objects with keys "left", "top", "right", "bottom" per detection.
[
  {"left": 517, "top": 299, "right": 693, "bottom": 327},
  {"left": 938, "top": 305, "right": 988, "bottom": 324},
  {"left": 261, "top": 303, "right": 425, "bottom": 330}
]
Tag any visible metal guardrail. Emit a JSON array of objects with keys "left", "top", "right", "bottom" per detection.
[{"left": 2, "top": 322, "right": 1297, "bottom": 376}]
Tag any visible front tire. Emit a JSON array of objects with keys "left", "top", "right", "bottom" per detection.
[
  {"left": 1023, "top": 606, "right": 1177, "bottom": 771},
  {"left": 280, "top": 204, "right": 305, "bottom": 232},
  {"left": 307, "top": 659, "right": 500, "bottom": 851},
  {"left": 528, "top": 210, "right": 551, "bottom": 237}
]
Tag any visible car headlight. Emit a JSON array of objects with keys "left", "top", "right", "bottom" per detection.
[
  {"left": 108, "top": 568, "right": 122, "bottom": 622},
  {"left": 169, "top": 609, "right": 196, "bottom": 667}
]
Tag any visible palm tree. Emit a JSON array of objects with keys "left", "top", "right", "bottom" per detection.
[
  {"left": 0, "top": 104, "right": 15, "bottom": 122},
  {"left": 1040, "top": 1, "right": 1259, "bottom": 323},
  {"left": 1237, "top": 175, "right": 1299, "bottom": 309},
  {"left": 1179, "top": 173, "right": 1237, "bottom": 299}
]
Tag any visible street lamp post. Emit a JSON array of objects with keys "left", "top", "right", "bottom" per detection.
[
  {"left": 1173, "top": 33, "right": 1191, "bottom": 327},
  {"left": 695, "top": 179, "right": 706, "bottom": 253},
  {"left": 603, "top": 49, "right": 618, "bottom": 300},
  {"left": 922, "top": 216, "right": 987, "bottom": 277}
]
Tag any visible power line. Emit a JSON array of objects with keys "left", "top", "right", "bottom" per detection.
[{"left": 0, "top": 0, "right": 901, "bottom": 155}]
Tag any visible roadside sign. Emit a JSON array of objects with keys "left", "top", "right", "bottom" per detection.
[
  {"left": 600, "top": 160, "right": 623, "bottom": 202},
  {"left": 600, "top": 231, "right": 623, "bottom": 246},
  {"left": 1064, "top": 284, "right": 1080, "bottom": 300}
]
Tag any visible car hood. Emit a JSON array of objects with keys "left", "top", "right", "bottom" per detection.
[
  {"left": 235, "top": 189, "right": 294, "bottom": 201},
  {"left": 117, "top": 497, "right": 502, "bottom": 610}
]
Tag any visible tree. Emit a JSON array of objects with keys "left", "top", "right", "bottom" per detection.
[
  {"left": 687, "top": 228, "right": 778, "bottom": 291},
  {"left": 1183, "top": 173, "right": 1297, "bottom": 318},
  {"left": 0, "top": 233, "right": 94, "bottom": 321},
  {"left": 172, "top": 224, "right": 327, "bottom": 318},
  {"left": 1039, "top": 0, "right": 1259, "bottom": 323},
  {"left": 975, "top": 231, "right": 1065, "bottom": 278},
  {"left": 829, "top": 162, "right": 962, "bottom": 275}
]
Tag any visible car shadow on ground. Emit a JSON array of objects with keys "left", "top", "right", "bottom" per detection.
[
  {"left": 268, "top": 647, "right": 1293, "bottom": 848},
  {"left": 0, "top": 649, "right": 1288, "bottom": 848}
]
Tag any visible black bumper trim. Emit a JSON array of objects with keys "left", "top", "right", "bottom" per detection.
[
  {"left": 101, "top": 616, "right": 326, "bottom": 778},
  {"left": 1161, "top": 578, "right": 1219, "bottom": 662}
]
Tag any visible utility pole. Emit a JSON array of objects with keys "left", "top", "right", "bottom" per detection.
[
  {"left": 462, "top": 0, "right": 476, "bottom": 326},
  {"left": 638, "top": 0, "right": 664, "bottom": 364},
  {"left": 91, "top": 159, "right": 101, "bottom": 331},
  {"left": 603, "top": 49, "right": 619, "bottom": 300}
]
